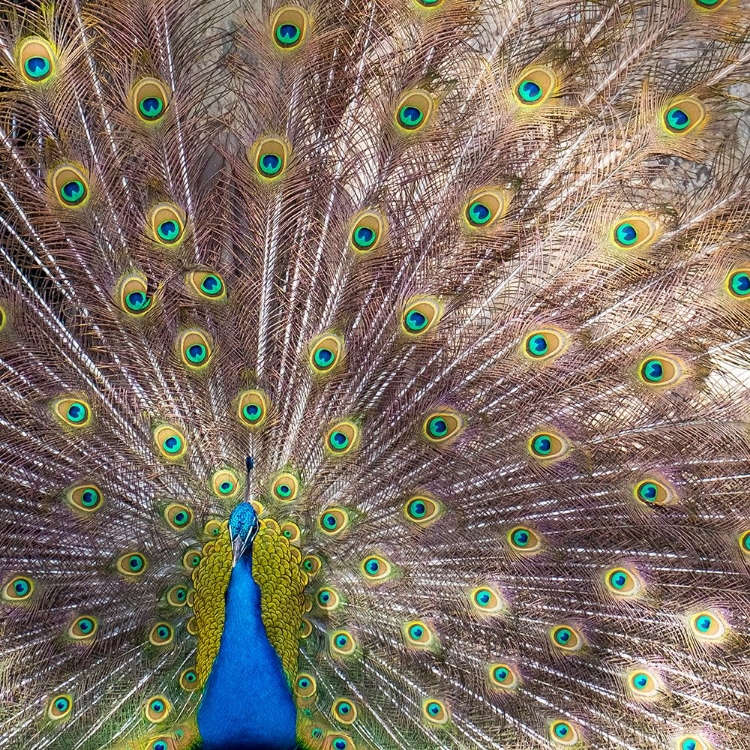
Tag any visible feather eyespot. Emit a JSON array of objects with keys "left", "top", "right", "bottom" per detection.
[
  {"left": 514, "top": 67, "right": 555, "bottom": 106},
  {"left": 330, "top": 629, "right": 356, "bottom": 656},
  {"left": 689, "top": 610, "right": 727, "bottom": 642},
  {"left": 163, "top": 503, "right": 193, "bottom": 530},
  {"left": 611, "top": 215, "right": 658, "bottom": 251},
  {"left": 663, "top": 98, "right": 706, "bottom": 135},
  {"left": 272, "top": 472, "right": 299, "bottom": 502},
  {"left": 739, "top": 530, "right": 750, "bottom": 555},
  {"left": 638, "top": 355, "right": 683, "bottom": 387},
  {"left": 238, "top": 390, "right": 269, "bottom": 428},
  {"left": 550, "top": 624, "right": 584, "bottom": 652},
  {"left": 605, "top": 567, "right": 642, "bottom": 597},
  {"left": 250, "top": 136, "right": 290, "bottom": 180},
  {"left": 295, "top": 673, "right": 317, "bottom": 699},
  {"left": 179, "top": 329, "right": 213, "bottom": 370},
  {"left": 360, "top": 554, "right": 394, "bottom": 582},
  {"left": 300, "top": 618, "right": 313, "bottom": 637},
  {"left": 422, "top": 699, "right": 449, "bottom": 725},
  {"left": 19, "top": 37, "right": 56, "bottom": 83},
  {"left": 676, "top": 736, "right": 710, "bottom": 750},
  {"left": 272, "top": 7, "right": 308, "bottom": 49},
  {"left": 489, "top": 663, "right": 519, "bottom": 690},
  {"left": 463, "top": 188, "right": 508, "bottom": 230},
  {"left": 67, "top": 484, "right": 104, "bottom": 513},
  {"left": 423, "top": 410, "right": 463, "bottom": 443},
  {"left": 47, "top": 694, "right": 72, "bottom": 721},
  {"left": 144, "top": 695, "right": 171, "bottom": 723},
  {"left": 507, "top": 525, "right": 542, "bottom": 554},
  {"left": 301, "top": 555, "right": 322, "bottom": 579},
  {"left": 117, "top": 552, "right": 147, "bottom": 577},
  {"left": 316, "top": 587, "right": 341, "bottom": 611},
  {"left": 332, "top": 698, "right": 357, "bottom": 725},
  {"left": 403, "top": 495, "right": 442, "bottom": 525},
  {"left": 693, "top": 0, "right": 726, "bottom": 8},
  {"left": 470, "top": 586, "right": 503, "bottom": 614},
  {"left": 528, "top": 429, "right": 569, "bottom": 460},
  {"left": 3, "top": 576, "right": 34, "bottom": 601},
  {"left": 349, "top": 210, "right": 387, "bottom": 253},
  {"left": 211, "top": 469, "right": 240, "bottom": 498},
  {"left": 627, "top": 669, "right": 661, "bottom": 698},
  {"left": 325, "top": 421, "right": 359, "bottom": 455},
  {"left": 404, "top": 620, "right": 437, "bottom": 649},
  {"left": 148, "top": 203, "right": 185, "bottom": 246},
  {"left": 166, "top": 585, "right": 190, "bottom": 607},
  {"left": 395, "top": 90, "right": 434, "bottom": 133},
  {"left": 550, "top": 720, "right": 579, "bottom": 746},
  {"left": 182, "top": 549, "right": 203, "bottom": 571},
  {"left": 69, "top": 615, "right": 98, "bottom": 640},
  {"left": 280, "top": 521, "right": 301, "bottom": 544},
  {"left": 53, "top": 397, "right": 92, "bottom": 428},
  {"left": 154, "top": 425, "right": 187, "bottom": 460},
  {"left": 634, "top": 478, "right": 676, "bottom": 507},
  {"left": 402, "top": 297, "right": 441, "bottom": 336},
  {"left": 118, "top": 273, "right": 153, "bottom": 315},
  {"left": 203, "top": 519, "right": 224, "bottom": 537},
  {"left": 310, "top": 333, "right": 344, "bottom": 375},
  {"left": 318, "top": 507, "right": 350, "bottom": 536},
  {"left": 325, "top": 736, "right": 355, "bottom": 750},
  {"left": 180, "top": 668, "right": 199, "bottom": 691},
  {"left": 132, "top": 78, "right": 169, "bottom": 122},
  {"left": 414, "top": 0, "right": 444, "bottom": 8},
  {"left": 186, "top": 617, "right": 198, "bottom": 635},
  {"left": 523, "top": 329, "right": 567, "bottom": 362},
  {"left": 726, "top": 269, "right": 750, "bottom": 298},
  {"left": 188, "top": 270, "right": 226, "bottom": 300},
  {"left": 149, "top": 738, "right": 173, "bottom": 750},
  {"left": 51, "top": 165, "right": 90, "bottom": 208},
  {"left": 149, "top": 622, "right": 174, "bottom": 646}
]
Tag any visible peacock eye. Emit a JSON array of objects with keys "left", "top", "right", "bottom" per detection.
[
  {"left": 295, "top": 673, "right": 317, "bottom": 698},
  {"left": 132, "top": 78, "right": 170, "bottom": 122},
  {"left": 349, "top": 210, "right": 387, "bottom": 253},
  {"left": 611, "top": 214, "right": 658, "bottom": 251},
  {"left": 301, "top": 554, "right": 322, "bottom": 577},
  {"left": 117, "top": 552, "right": 147, "bottom": 577},
  {"left": 238, "top": 390, "right": 269, "bottom": 428},
  {"left": 310, "top": 333, "right": 344, "bottom": 374},
  {"left": 514, "top": 67, "right": 555, "bottom": 106},
  {"left": 423, "top": 410, "right": 463, "bottom": 443},
  {"left": 166, "top": 584, "right": 189, "bottom": 607},
  {"left": 316, "top": 587, "right": 341, "bottom": 611},
  {"left": 69, "top": 615, "right": 98, "bottom": 640},
  {"left": 149, "top": 622, "right": 174, "bottom": 646},
  {"left": 211, "top": 469, "right": 240, "bottom": 498},
  {"left": 318, "top": 507, "right": 350, "bottom": 536},
  {"left": 529, "top": 430, "right": 569, "bottom": 460},
  {"left": 550, "top": 624, "right": 584, "bottom": 651},
  {"left": 3, "top": 576, "right": 34, "bottom": 601},
  {"left": 144, "top": 695, "right": 171, "bottom": 723},
  {"left": 395, "top": 90, "right": 434, "bottom": 133},
  {"left": 422, "top": 698, "right": 449, "bottom": 724},
  {"left": 470, "top": 586, "right": 503, "bottom": 614},
  {"left": 272, "top": 7, "right": 308, "bottom": 50},
  {"left": 47, "top": 693, "right": 73, "bottom": 720},
  {"left": 325, "top": 421, "right": 359, "bottom": 455},
  {"left": 489, "top": 663, "right": 519, "bottom": 690},
  {"left": 404, "top": 620, "right": 436, "bottom": 649},
  {"left": 180, "top": 667, "right": 199, "bottom": 691},
  {"left": 549, "top": 720, "right": 579, "bottom": 745},
  {"left": 250, "top": 136, "right": 290, "bottom": 180},
  {"left": 182, "top": 548, "right": 203, "bottom": 570},
  {"left": 332, "top": 698, "right": 358, "bottom": 724},
  {"left": 164, "top": 502, "right": 193, "bottom": 530},
  {"left": 605, "top": 566, "right": 642, "bottom": 597},
  {"left": 330, "top": 629, "right": 356, "bottom": 655}
]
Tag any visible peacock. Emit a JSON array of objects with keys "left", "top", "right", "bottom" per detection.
[{"left": 1, "top": 0, "right": 750, "bottom": 747}]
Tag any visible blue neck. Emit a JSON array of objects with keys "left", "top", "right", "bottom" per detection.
[{"left": 197, "top": 550, "right": 297, "bottom": 749}]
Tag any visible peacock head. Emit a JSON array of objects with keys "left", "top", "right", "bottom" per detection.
[{"left": 229, "top": 502, "right": 259, "bottom": 567}]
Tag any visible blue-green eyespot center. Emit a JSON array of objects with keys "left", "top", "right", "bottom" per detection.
[
  {"left": 493, "top": 666, "right": 509, "bottom": 681},
  {"left": 615, "top": 222, "right": 638, "bottom": 246},
  {"left": 427, "top": 417, "right": 448, "bottom": 438},
  {"left": 157, "top": 220, "right": 180, "bottom": 242},
  {"left": 475, "top": 589, "right": 492, "bottom": 606},
  {"left": 139, "top": 96, "right": 165, "bottom": 120},
  {"left": 311, "top": 728, "right": 323, "bottom": 739},
  {"left": 323, "top": 513, "right": 339, "bottom": 529},
  {"left": 81, "top": 488, "right": 100, "bottom": 508},
  {"left": 162, "top": 435, "right": 183, "bottom": 454},
  {"left": 730, "top": 271, "right": 750, "bottom": 296},
  {"left": 298, "top": 677, "right": 310, "bottom": 688},
  {"left": 666, "top": 107, "right": 690, "bottom": 131},
  {"left": 518, "top": 79, "right": 542, "bottom": 102},
  {"left": 277, "top": 484, "right": 291, "bottom": 497},
  {"left": 405, "top": 309, "right": 428, "bottom": 331},
  {"left": 329, "top": 431, "right": 349, "bottom": 451},
  {"left": 276, "top": 23, "right": 301, "bottom": 46},
  {"left": 259, "top": 153, "right": 282, "bottom": 176},
  {"left": 409, "top": 624, "right": 424, "bottom": 639},
  {"left": 318, "top": 590, "right": 331, "bottom": 604},
  {"left": 511, "top": 528, "right": 530, "bottom": 547},
  {"left": 55, "top": 697, "right": 70, "bottom": 711},
  {"left": 399, "top": 105, "right": 424, "bottom": 130},
  {"left": 408, "top": 500, "right": 427, "bottom": 518},
  {"left": 742, "top": 531, "right": 750, "bottom": 551},
  {"left": 527, "top": 334, "right": 548, "bottom": 357},
  {"left": 186, "top": 344, "right": 206, "bottom": 364},
  {"left": 426, "top": 702, "right": 441, "bottom": 716},
  {"left": 77, "top": 617, "right": 95, "bottom": 634},
  {"left": 153, "top": 742, "right": 168, "bottom": 750},
  {"left": 353, "top": 226, "right": 376, "bottom": 248},
  {"left": 219, "top": 481, "right": 234, "bottom": 495},
  {"left": 173, "top": 511, "right": 189, "bottom": 526},
  {"left": 695, "top": 615, "right": 713, "bottom": 632},
  {"left": 150, "top": 699, "right": 165, "bottom": 713},
  {"left": 333, "top": 740, "right": 347, "bottom": 750},
  {"left": 554, "top": 723, "right": 570, "bottom": 738},
  {"left": 365, "top": 559, "right": 380, "bottom": 574},
  {"left": 335, "top": 634, "right": 349, "bottom": 648},
  {"left": 641, "top": 358, "right": 664, "bottom": 382},
  {"left": 314, "top": 347, "right": 335, "bottom": 369},
  {"left": 14, "top": 579, "right": 31, "bottom": 596},
  {"left": 609, "top": 570, "right": 628, "bottom": 589},
  {"left": 66, "top": 402, "right": 88, "bottom": 423},
  {"left": 681, "top": 740, "right": 698, "bottom": 750},
  {"left": 128, "top": 554, "right": 145, "bottom": 572},
  {"left": 243, "top": 404, "right": 262, "bottom": 422},
  {"left": 532, "top": 434, "right": 552, "bottom": 456},
  {"left": 468, "top": 201, "right": 492, "bottom": 225},
  {"left": 200, "top": 274, "right": 223, "bottom": 296},
  {"left": 555, "top": 627, "right": 572, "bottom": 645},
  {"left": 694, "top": 0, "right": 721, "bottom": 5},
  {"left": 126, "top": 291, "right": 151, "bottom": 312},
  {"left": 25, "top": 55, "right": 51, "bottom": 79},
  {"left": 637, "top": 481, "right": 658, "bottom": 503},
  {"left": 632, "top": 672, "right": 649, "bottom": 690},
  {"left": 61, "top": 180, "right": 85, "bottom": 204}
]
